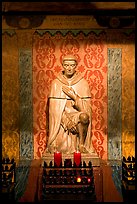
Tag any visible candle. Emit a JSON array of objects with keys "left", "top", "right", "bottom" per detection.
[
  {"left": 74, "top": 151, "right": 81, "bottom": 167},
  {"left": 54, "top": 151, "right": 62, "bottom": 167}
]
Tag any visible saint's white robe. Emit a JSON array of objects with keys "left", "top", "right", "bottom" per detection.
[{"left": 47, "top": 72, "right": 94, "bottom": 154}]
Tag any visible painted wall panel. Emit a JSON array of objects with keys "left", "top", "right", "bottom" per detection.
[
  {"left": 33, "top": 31, "right": 108, "bottom": 159},
  {"left": 108, "top": 48, "right": 122, "bottom": 160},
  {"left": 2, "top": 32, "right": 20, "bottom": 160},
  {"left": 19, "top": 49, "right": 33, "bottom": 159}
]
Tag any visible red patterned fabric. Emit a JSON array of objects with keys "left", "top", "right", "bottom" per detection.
[{"left": 33, "top": 31, "right": 107, "bottom": 159}]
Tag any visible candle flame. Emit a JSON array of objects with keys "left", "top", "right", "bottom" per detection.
[{"left": 77, "top": 177, "right": 81, "bottom": 183}]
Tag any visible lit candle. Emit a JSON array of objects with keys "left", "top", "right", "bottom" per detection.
[
  {"left": 77, "top": 176, "right": 81, "bottom": 183},
  {"left": 54, "top": 151, "right": 62, "bottom": 167},
  {"left": 74, "top": 151, "right": 81, "bottom": 167}
]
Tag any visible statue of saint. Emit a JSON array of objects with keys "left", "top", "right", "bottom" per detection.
[{"left": 46, "top": 55, "right": 94, "bottom": 154}]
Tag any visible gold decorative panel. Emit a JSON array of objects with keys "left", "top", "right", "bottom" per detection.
[
  {"left": 2, "top": 131, "right": 19, "bottom": 160},
  {"left": 2, "top": 32, "right": 20, "bottom": 161},
  {"left": 122, "top": 43, "right": 135, "bottom": 158}
]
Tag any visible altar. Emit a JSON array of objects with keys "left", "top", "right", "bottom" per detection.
[
  {"left": 42, "top": 151, "right": 101, "bottom": 167},
  {"left": 41, "top": 151, "right": 102, "bottom": 201}
]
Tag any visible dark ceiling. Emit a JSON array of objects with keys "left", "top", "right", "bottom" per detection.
[
  {"left": 2, "top": 2, "right": 135, "bottom": 29},
  {"left": 2, "top": 2, "right": 135, "bottom": 15}
]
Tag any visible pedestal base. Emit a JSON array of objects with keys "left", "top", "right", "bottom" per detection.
[{"left": 42, "top": 151, "right": 100, "bottom": 167}]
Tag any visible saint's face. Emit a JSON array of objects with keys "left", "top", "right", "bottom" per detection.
[{"left": 63, "top": 60, "right": 77, "bottom": 78}]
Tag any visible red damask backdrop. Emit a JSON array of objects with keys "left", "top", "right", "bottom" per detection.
[{"left": 33, "top": 31, "right": 107, "bottom": 159}]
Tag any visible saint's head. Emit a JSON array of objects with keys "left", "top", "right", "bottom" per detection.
[{"left": 62, "top": 55, "right": 78, "bottom": 78}]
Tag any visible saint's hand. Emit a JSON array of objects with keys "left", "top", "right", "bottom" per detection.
[
  {"left": 67, "top": 120, "right": 78, "bottom": 134},
  {"left": 62, "top": 86, "right": 77, "bottom": 101}
]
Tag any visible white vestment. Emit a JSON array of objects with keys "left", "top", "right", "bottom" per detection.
[{"left": 46, "top": 71, "right": 94, "bottom": 154}]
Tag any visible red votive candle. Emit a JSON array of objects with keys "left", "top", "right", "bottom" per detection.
[
  {"left": 54, "top": 151, "right": 62, "bottom": 167},
  {"left": 74, "top": 151, "right": 81, "bottom": 167}
]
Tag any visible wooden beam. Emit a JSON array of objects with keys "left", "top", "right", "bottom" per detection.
[{"left": 2, "top": 2, "right": 135, "bottom": 12}]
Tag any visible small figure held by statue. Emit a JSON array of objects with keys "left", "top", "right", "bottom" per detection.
[{"left": 45, "top": 54, "right": 95, "bottom": 154}]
